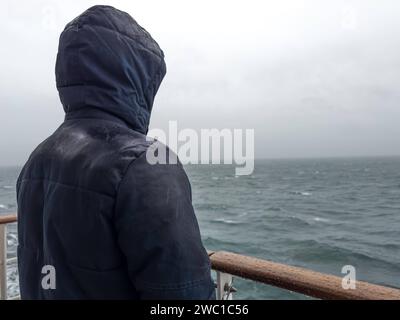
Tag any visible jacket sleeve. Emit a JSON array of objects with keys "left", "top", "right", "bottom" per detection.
[{"left": 114, "top": 148, "right": 215, "bottom": 300}]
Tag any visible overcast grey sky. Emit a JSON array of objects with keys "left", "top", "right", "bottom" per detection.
[{"left": 1, "top": 0, "right": 400, "bottom": 165}]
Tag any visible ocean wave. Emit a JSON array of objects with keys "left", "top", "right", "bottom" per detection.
[
  {"left": 7, "top": 232, "right": 18, "bottom": 247},
  {"left": 328, "top": 235, "right": 400, "bottom": 251},
  {"left": 202, "top": 236, "right": 241, "bottom": 248},
  {"left": 312, "top": 217, "right": 330, "bottom": 223},
  {"left": 194, "top": 201, "right": 228, "bottom": 209},
  {"left": 287, "top": 239, "right": 400, "bottom": 269},
  {"left": 319, "top": 209, "right": 352, "bottom": 216},
  {"left": 212, "top": 218, "right": 243, "bottom": 225},
  {"left": 285, "top": 215, "right": 312, "bottom": 226},
  {"left": 267, "top": 206, "right": 281, "bottom": 212},
  {"left": 269, "top": 214, "right": 335, "bottom": 228},
  {"left": 7, "top": 263, "right": 19, "bottom": 298},
  {"left": 289, "top": 191, "right": 312, "bottom": 196}
]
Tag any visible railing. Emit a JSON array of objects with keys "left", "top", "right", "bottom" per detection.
[
  {"left": 0, "top": 214, "right": 18, "bottom": 300},
  {"left": 208, "top": 250, "right": 400, "bottom": 300},
  {"left": 1, "top": 214, "right": 400, "bottom": 300}
]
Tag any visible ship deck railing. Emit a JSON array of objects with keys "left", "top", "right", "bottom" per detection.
[{"left": 1, "top": 214, "right": 400, "bottom": 300}]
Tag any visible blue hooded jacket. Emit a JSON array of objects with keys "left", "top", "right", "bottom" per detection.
[{"left": 16, "top": 5, "right": 215, "bottom": 299}]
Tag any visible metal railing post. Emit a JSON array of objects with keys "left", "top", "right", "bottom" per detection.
[
  {"left": 0, "top": 224, "right": 7, "bottom": 300},
  {"left": 216, "top": 271, "right": 234, "bottom": 300}
]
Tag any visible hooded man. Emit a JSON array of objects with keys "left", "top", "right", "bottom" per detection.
[{"left": 16, "top": 5, "right": 215, "bottom": 299}]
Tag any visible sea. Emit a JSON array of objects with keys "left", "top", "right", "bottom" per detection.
[{"left": 1, "top": 157, "right": 399, "bottom": 299}]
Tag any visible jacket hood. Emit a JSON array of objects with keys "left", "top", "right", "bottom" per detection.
[{"left": 56, "top": 5, "right": 166, "bottom": 134}]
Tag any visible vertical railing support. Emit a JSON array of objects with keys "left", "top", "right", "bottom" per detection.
[
  {"left": 0, "top": 224, "right": 7, "bottom": 300},
  {"left": 216, "top": 271, "right": 234, "bottom": 300}
]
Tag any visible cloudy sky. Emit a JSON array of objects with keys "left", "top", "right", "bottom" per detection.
[{"left": 1, "top": 0, "right": 400, "bottom": 165}]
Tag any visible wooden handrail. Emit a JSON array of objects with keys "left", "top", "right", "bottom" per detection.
[
  {"left": 208, "top": 250, "right": 400, "bottom": 300},
  {"left": 0, "top": 214, "right": 17, "bottom": 225},
  {"left": 1, "top": 214, "right": 400, "bottom": 299}
]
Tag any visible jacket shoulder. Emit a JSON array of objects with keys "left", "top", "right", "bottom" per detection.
[{"left": 19, "top": 119, "right": 157, "bottom": 198}]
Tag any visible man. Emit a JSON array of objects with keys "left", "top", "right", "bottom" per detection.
[{"left": 16, "top": 5, "right": 215, "bottom": 299}]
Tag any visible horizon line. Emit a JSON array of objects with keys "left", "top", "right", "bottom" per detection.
[{"left": 1, "top": 154, "right": 400, "bottom": 168}]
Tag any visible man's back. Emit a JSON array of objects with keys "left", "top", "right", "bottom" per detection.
[{"left": 16, "top": 5, "right": 214, "bottom": 299}]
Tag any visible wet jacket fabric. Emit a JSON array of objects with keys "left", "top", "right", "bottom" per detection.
[{"left": 16, "top": 5, "right": 214, "bottom": 300}]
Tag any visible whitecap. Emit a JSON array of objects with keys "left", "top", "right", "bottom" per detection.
[
  {"left": 289, "top": 191, "right": 312, "bottom": 196},
  {"left": 0, "top": 204, "right": 8, "bottom": 209},
  {"left": 213, "top": 218, "right": 242, "bottom": 225},
  {"left": 313, "top": 217, "right": 330, "bottom": 223}
]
